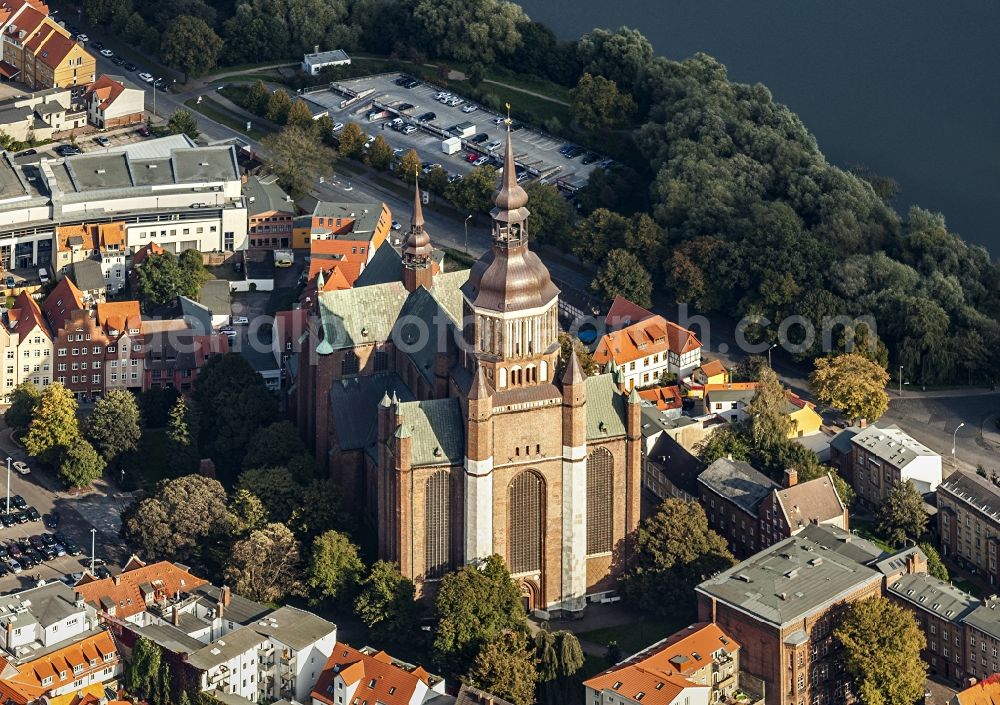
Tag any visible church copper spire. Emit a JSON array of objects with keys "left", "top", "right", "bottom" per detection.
[
  {"left": 490, "top": 126, "right": 530, "bottom": 233},
  {"left": 402, "top": 174, "right": 433, "bottom": 292}
]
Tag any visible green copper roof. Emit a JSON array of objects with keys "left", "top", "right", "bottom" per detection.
[
  {"left": 397, "top": 398, "right": 464, "bottom": 466},
  {"left": 586, "top": 374, "right": 627, "bottom": 440}
]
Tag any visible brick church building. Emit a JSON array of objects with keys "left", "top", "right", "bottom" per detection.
[{"left": 296, "top": 133, "right": 642, "bottom": 615}]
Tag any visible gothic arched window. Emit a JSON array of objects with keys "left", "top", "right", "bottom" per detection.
[
  {"left": 587, "top": 448, "right": 614, "bottom": 554},
  {"left": 508, "top": 470, "right": 544, "bottom": 574},
  {"left": 340, "top": 350, "right": 359, "bottom": 376},
  {"left": 424, "top": 470, "right": 451, "bottom": 579}
]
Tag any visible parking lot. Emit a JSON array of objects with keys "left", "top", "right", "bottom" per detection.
[{"left": 308, "top": 74, "right": 605, "bottom": 189}]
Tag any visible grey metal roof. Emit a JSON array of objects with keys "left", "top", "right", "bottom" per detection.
[
  {"left": 177, "top": 297, "right": 213, "bottom": 333},
  {"left": 71, "top": 259, "right": 105, "bottom": 292},
  {"left": 698, "top": 458, "right": 778, "bottom": 515},
  {"left": 849, "top": 423, "right": 937, "bottom": 467},
  {"left": 964, "top": 599, "right": 1000, "bottom": 640},
  {"left": 585, "top": 373, "right": 627, "bottom": 440},
  {"left": 192, "top": 584, "right": 271, "bottom": 625},
  {"left": 247, "top": 605, "right": 336, "bottom": 651},
  {"left": 873, "top": 545, "right": 925, "bottom": 576},
  {"left": 640, "top": 404, "right": 696, "bottom": 439},
  {"left": 187, "top": 625, "right": 267, "bottom": 670},
  {"left": 105, "top": 134, "right": 196, "bottom": 159},
  {"left": 312, "top": 201, "right": 383, "bottom": 237},
  {"left": 0, "top": 581, "right": 81, "bottom": 630},
  {"left": 131, "top": 157, "right": 175, "bottom": 186},
  {"left": 397, "top": 397, "right": 464, "bottom": 466},
  {"left": 939, "top": 470, "right": 1000, "bottom": 520},
  {"left": 794, "top": 524, "right": 885, "bottom": 565},
  {"left": 888, "top": 572, "right": 979, "bottom": 625},
  {"left": 199, "top": 280, "right": 232, "bottom": 316},
  {"left": 354, "top": 239, "right": 402, "bottom": 288},
  {"left": 707, "top": 389, "right": 756, "bottom": 404},
  {"left": 696, "top": 535, "right": 883, "bottom": 627},
  {"left": 135, "top": 622, "right": 206, "bottom": 655},
  {"left": 243, "top": 173, "right": 292, "bottom": 216},
  {"left": 830, "top": 428, "right": 858, "bottom": 454},
  {"left": 329, "top": 373, "right": 414, "bottom": 451},
  {"left": 304, "top": 49, "right": 350, "bottom": 64}
]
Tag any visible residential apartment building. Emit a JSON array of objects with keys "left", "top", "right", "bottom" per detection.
[
  {"left": 2, "top": 7, "right": 94, "bottom": 90},
  {"left": 0, "top": 138, "right": 247, "bottom": 276},
  {"left": 0, "top": 290, "right": 53, "bottom": 398},
  {"left": 291, "top": 199, "right": 391, "bottom": 251},
  {"left": 311, "top": 642, "right": 448, "bottom": 705},
  {"left": 143, "top": 329, "right": 229, "bottom": 394},
  {"left": 830, "top": 423, "right": 943, "bottom": 508},
  {"left": 95, "top": 300, "right": 142, "bottom": 393},
  {"left": 698, "top": 460, "right": 847, "bottom": 558},
  {"left": 42, "top": 276, "right": 109, "bottom": 400},
  {"left": 937, "top": 470, "right": 1000, "bottom": 584},
  {"left": 55, "top": 221, "right": 127, "bottom": 293},
  {"left": 84, "top": 74, "right": 143, "bottom": 128},
  {"left": 594, "top": 299, "right": 702, "bottom": 388},
  {"left": 703, "top": 384, "right": 822, "bottom": 438},
  {"left": 80, "top": 556, "right": 337, "bottom": 703},
  {"left": 0, "top": 580, "right": 121, "bottom": 704},
  {"left": 0, "top": 86, "right": 84, "bottom": 142},
  {"left": 244, "top": 173, "right": 294, "bottom": 249},
  {"left": 584, "top": 623, "right": 752, "bottom": 705},
  {"left": 697, "top": 536, "right": 884, "bottom": 705}
]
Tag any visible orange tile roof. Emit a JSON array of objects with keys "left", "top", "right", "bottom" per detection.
[
  {"left": 86, "top": 74, "right": 126, "bottom": 110},
  {"left": 6, "top": 3, "right": 44, "bottom": 38},
  {"left": 704, "top": 382, "right": 758, "bottom": 394},
  {"left": 0, "top": 630, "right": 118, "bottom": 705},
  {"left": 96, "top": 300, "right": 140, "bottom": 335},
  {"left": 957, "top": 674, "right": 1000, "bottom": 705},
  {"left": 7, "top": 290, "right": 50, "bottom": 339},
  {"left": 637, "top": 385, "right": 683, "bottom": 411},
  {"left": 34, "top": 19, "right": 77, "bottom": 70},
  {"left": 74, "top": 560, "right": 207, "bottom": 619},
  {"left": 56, "top": 222, "right": 125, "bottom": 253},
  {"left": 585, "top": 623, "right": 737, "bottom": 705},
  {"left": 699, "top": 360, "right": 728, "bottom": 379},
  {"left": 312, "top": 643, "right": 437, "bottom": 705},
  {"left": 593, "top": 314, "right": 701, "bottom": 366},
  {"left": 605, "top": 294, "right": 655, "bottom": 329},
  {"left": 132, "top": 242, "right": 165, "bottom": 267},
  {"left": 41, "top": 276, "right": 84, "bottom": 331}
]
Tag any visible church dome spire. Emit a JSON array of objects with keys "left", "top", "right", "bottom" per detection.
[
  {"left": 402, "top": 175, "right": 434, "bottom": 292},
  {"left": 494, "top": 129, "right": 528, "bottom": 212}
]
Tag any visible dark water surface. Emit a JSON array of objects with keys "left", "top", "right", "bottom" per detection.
[{"left": 517, "top": 0, "right": 1000, "bottom": 254}]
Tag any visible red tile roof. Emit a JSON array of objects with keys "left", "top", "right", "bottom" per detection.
[
  {"left": 698, "top": 360, "right": 728, "bottom": 379},
  {"left": 74, "top": 560, "right": 207, "bottom": 619},
  {"left": 585, "top": 623, "right": 737, "bottom": 705},
  {"left": 593, "top": 314, "right": 701, "bottom": 366},
  {"left": 312, "top": 643, "right": 440, "bottom": 705},
  {"left": 605, "top": 294, "right": 655, "bottom": 329},
  {"left": 96, "top": 300, "right": 141, "bottom": 335},
  {"left": 637, "top": 385, "right": 683, "bottom": 411},
  {"left": 86, "top": 74, "right": 126, "bottom": 110},
  {"left": 41, "top": 276, "right": 85, "bottom": 331},
  {"left": 132, "top": 242, "right": 165, "bottom": 267},
  {"left": 7, "top": 291, "right": 50, "bottom": 339},
  {"left": 956, "top": 673, "right": 1000, "bottom": 705}
]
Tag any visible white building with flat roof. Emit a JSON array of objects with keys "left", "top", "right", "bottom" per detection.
[{"left": 302, "top": 49, "right": 351, "bottom": 75}]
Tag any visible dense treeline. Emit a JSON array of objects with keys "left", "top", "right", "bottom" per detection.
[{"left": 77, "top": 0, "right": 1000, "bottom": 384}]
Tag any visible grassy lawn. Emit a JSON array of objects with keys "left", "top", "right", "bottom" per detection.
[
  {"left": 215, "top": 73, "right": 285, "bottom": 85},
  {"left": 441, "top": 246, "right": 475, "bottom": 270},
  {"left": 128, "top": 428, "right": 173, "bottom": 491},
  {"left": 219, "top": 86, "right": 250, "bottom": 106},
  {"left": 850, "top": 517, "right": 894, "bottom": 553},
  {"left": 184, "top": 97, "right": 271, "bottom": 141},
  {"left": 578, "top": 614, "right": 689, "bottom": 656}
]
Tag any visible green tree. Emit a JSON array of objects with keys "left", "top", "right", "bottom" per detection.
[
  {"left": 810, "top": 353, "right": 890, "bottom": 423},
  {"left": 290, "top": 478, "right": 345, "bottom": 537},
  {"left": 920, "top": 542, "right": 949, "bottom": 581},
  {"left": 412, "top": 0, "right": 527, "bottom": 65},
  {"left": 229, "top": 489, "right": 268, "bottom": 536},
  {"left": 83, "top": 0, "right": 132, "bottom": 26},
  {"left": 747, "top": 366, "right": 791, "bottom": 450},
  {"left": 87, "top": 390, "right": 141, "bottom": 464},
  {"left": 166, "top": 396, "right": 200, "bottom": 473},
  {"left": 445, "top": 165, "right": 498, "bottom": 215},
  {"left": 834, "top": 597, "right": 926, "bottom": 705},
  {"left": 265, "top": 89, "right": 293, "bottom": 124},
  {"left": 125, "top": 636, "right": 162, "bottom": 698},
  {"left": 159, "top": 15, "right": 223, "bottom": 80},
  {"left": 592, "top": 248, "right": 652, "bottom": 308},
  {"left": 23, "top": 383, "right": 79, "bottom": 465},
  {"left": 395, "top": 149, "right": 422, "bottom": 182},
  {"left": 242, "top": 421, "right": 308, "bottom": 470},
  {"left": 237, "top": 466, "right": 301, "bottom": 523},
  {"left": 465, "top": 632, "right": 539, "bottom": 705},
  {"left": 286, "top": 98, "right": 315, "bottom": 129},
  {"left": 425, "top": 166, "right": 449, "bottom": 195},
  {"left": 58, "top": 437, "right": 105, "bottom": 488},
  {"left": 876, "top": 480, "right": 928, "bottom": 547},
  {"left": 365, "top": 134, "right": 394, "bottom": 170},
  {"left": 122, "top": 475, "right": 232, "bottom": 566},
  {"left": 556, "top": 332, "right": 598, "bottom": 378},
  {"left": 315, "top": 115, "right": 338, "bottom": 146},
  {"left": 523, "top": 182, "right": 574, "bottom": 247},
  {"left": 337, "top": 122, "right": 367, "bottom": 159},
  {"left": 179, "top": 248, "right": 210, "bottom": 290},
  {"left": 166, "top": 109, "right": 199, "bottom": 139},
  {"left": 624, "top": 498, "right": 735, "bottom": 615},
  {"left": 263, "top": 126, "right": 336, "bottom": 199},
  {"left": 534, "top": 630, "right": 584, "bottom": 705},
  {"left": 573, "top": 208, "right": 628, "bottom": 263},
  {"left": 695, "top": 425, "right": 752, "bottom": 465},
  {"left": 225, "top": 522, "right": 302, "bottom": 602},
  {"left": 434, "top": 554, "right": 527, "bottom": 676},
  {"left": 244, "top": 80, "right": 270, "bottom": 115},
  {"left": 571, "top": 73, "right": 636, "bottom": 131},
  {"left": 306, "top": 530, "right": 364, "bottom": 604},
  {"left": 577, "top": 26, "right": 653, "bottom": 92},
  {"left": 354, "top": 561, "right": 418, "bottom": 643},
  {"left": 136, "top": 251, "right": 197, "bottom": 307},
  {"left": 467, "top": 61, "right": 487, "bottom": 87},
  {"left": 4, "top": 382, "right": 40, "bottom": 432}
]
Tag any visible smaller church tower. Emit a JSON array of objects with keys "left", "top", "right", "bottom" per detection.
[
  {"left": 464, "top": 364, "right": 495, "bottom": 564},
  {"left": 402, "top": 175, "right": 433, "bottom": 292},
  {"left": 560, "top": 349, "right": 588, "bottom": 611}
]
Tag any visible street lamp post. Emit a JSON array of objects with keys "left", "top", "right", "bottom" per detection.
[
  {"left": 90, "top": 528, "right": 96, "bottom": 574},
  {"left": 464, "top": 214, "right": 472, "bottom": 255},
  {"left": 899, "top": 365, "right": 904, "bottom": 397},
  {"left": 952, "top": 422, "right": 965, "bottom": 457},
  {"left": 767, "top": 343, "right": 777, "bottom": 368},
  {"left": 5, "top": 457, "right": 9, "bottom": 516},
  {"left": 152, "top": 79, "right": 159, "bottom": 118}
]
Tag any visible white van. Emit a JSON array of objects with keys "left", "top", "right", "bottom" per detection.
[{"left": 38, "top": 268, "right": 48, "bottom": 283}]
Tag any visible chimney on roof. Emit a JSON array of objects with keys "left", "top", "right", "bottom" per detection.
[
  {"left": 784, "top": 468, "right": 798, "bottom": 488},
  {"left": 314, "top": 45, "right": 319, "bottom": 54},
  {"left": 221, "top": 585, "right": 231, "bottom": 607},
  {"left": 113, "top": 574, "right": 122, "bottom": 586},
  {"left": 859, "top": 418, "right": 867, "bottom": 429},
  {"left": 172, "top": 605, "right": 179, "bottom": 627}
]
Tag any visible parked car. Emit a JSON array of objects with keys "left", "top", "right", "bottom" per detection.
[
  {"left": 136, "top": 126, "right": 150, "bottom": 137},
  {"left": 45, "top": 512, "right": 59, "bottom": 529},
  {"left": 26, "top": 507, "right": 39, "bottom": 522},
  {"left": 12, "top": 495, "right": 27, "bottom": 510},
  {"left": 22, "top": 549, "right": 41, "bottom": 566},
  {"left": 15, "top": 148, "right": 36, "bottom": 157},
  {"left": 12, "top": 461, "right": 29, "bottom": 475},
  {"left": 95, "top": 136, "right": 110, "bottom": 147},
  {"left": 492, "top": 116, "right": 505, "bottom": 126},
  {"left": 447, "top": 173, "right": 463, "bottom": 183},
  {"left": 41, "top": 534, "right": 54, "bottom": 546},
  {"left": 332, "top": 122, "right": 344, "bottom": 132},
  {"left": 581, "top": 152, "right": 599, "bottom": 165},
  {"left": 111, "top": 56, "right": 125, "bottom": 66},
  {"left": 55, "top": 144, "right": 81, "bottom": 157},
  {"left": 99, "top": 48, "right": 113, "bottom": 58},
  {"left": 123, "top": 62, "right": 137, "bottom": 72},
  {"left": 13, "top": 511, "right": 27, "bottom": 524},
  {"left": 38, "top": 268, "right": 48, "bottom": 283},
  {"left": 75, "top": 33, "right": 88, "bottom": 42},
  {"left": 473, "top": 156, "right": 489, "bottom": 166},
  {"left": 510, "top": 122, "right": 524, "bottom": 131},
  {"left": 484, "top": 140, "right": 502, "bottom": 151},
  {"left": 401, "top": 124, "right": 417, "bottom": 135},
  {"left": 95, "top": 565, "right": 111, "bottom": 579},
  {"left": 40, "top": 545, "right": 56, "bottom": 560},
  {"left": 417, "top": 112, "right": 436, "bottom": 122},
  {"left": 6, "top": 541, "right": 21, "bottom": 557},
  {"left": 461, "top": 104, "right": 478, "bottom": 113},
  {"left": 404, "top": 80, "right": 420, "bottom": 89},
  {"left": 5, "top": 275, "right": 15, "bottom": 289},
  {"left": 471, "top": 133, "right": 489, "bottom": 144},
  {"left": 233, "top": 316, "right": 249, "bottom": 326},
  {"left": 30, "top": 535, "right": 45, "bottom": 551},
  {"left": 391, "top": 221, "right": 402, "bottom": 231},
  {"left": 0, "top": 545, "right": 8, "bottom": 559},
  {"left": 64, "top": 540, "right": 82, "bottom": 556},
  {"left": 91, "top": 41, "right": 103, "bottom": 51},
  {"left": 398, "top": 102, "right": 414, "bottom": 111},
  {"left": 7, "top": 559, "right": 21, "bottom": 574},
  {"left": 53, "top": 544, "right": 66, "bottom": 557},
  {"left": 137, "top": 72, "right": 154, "bottom": 83},
  {"left": 466, "top": 152, "right": 480, "bottom": 162},
  {"left": 0, "top": 515, "right": 13, "bottom": 528}
]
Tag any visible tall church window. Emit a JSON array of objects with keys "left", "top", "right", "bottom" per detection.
[
  {"left": 374, "top": 349, "right": 388, "bottom": 372},
  {"left": 508, "top": 471, "right": 544, "bottom": 574},
  {"left": 340, "top": 350, "right": 359, "bottom": 376},
  {"left": 587, "top": 448, "right": 614, "bottom": 554},
  {"left": 425, "top": 470, "right": 451, "bottom": 579}
]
